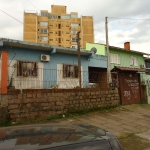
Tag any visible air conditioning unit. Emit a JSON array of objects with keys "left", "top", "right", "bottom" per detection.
[
  {"left": 41, "top": 54, "right": 50, "bottom": 62},
  {"left": 140, "top": 64, "right": 145, "bottom": 69}
]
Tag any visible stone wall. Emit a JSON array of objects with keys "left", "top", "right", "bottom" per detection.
[{"left": 5, "top": 88, "right": 120, "bottom": 122}]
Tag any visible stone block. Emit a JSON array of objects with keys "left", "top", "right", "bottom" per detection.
[
  {"left": 91, "top": 99, "right": 96, "bottom": 102},
  {"left": 8, "top": 104, "right": 19, "bottom": 110},
  {"left": 37, "top": 94, "right": 42, "bottom": 98},
  {"left": 91, "top": 92, "right": 95, "bottom": 95},
  {"left": 56, "top": 101, "right": 63, "bottom": 106},
  {"left": 27, "top": 94, "right": 32, "bottom": 98},
  {"left": 85, "top": 99, "right": 90, "bottom": 103}
]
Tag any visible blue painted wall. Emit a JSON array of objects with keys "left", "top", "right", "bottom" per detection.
[{"left": 0, "top": 47, "right": 107, "bottom": 88}]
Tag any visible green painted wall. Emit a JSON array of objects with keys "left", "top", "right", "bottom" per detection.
[
  {"left": 86, "top": 43, "right": 105, "bottom": 55},
  {"left": 109, "top": 48, "right": 145, "bottom": 70}
]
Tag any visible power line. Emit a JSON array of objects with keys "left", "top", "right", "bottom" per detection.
[
  {"left": 26, "top": 0, "right": 40, "bottom": 11},
  {"left": 108, "top": 17, "right": 150, "bottom": 21},
  {"left": 0, "top": 9, "right": 37, "bottom": 33}
]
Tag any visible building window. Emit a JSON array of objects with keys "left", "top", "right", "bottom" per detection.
[
  {"left": 56, "top": 38, "right": 57, "bottom": 41},
  {"left": 71, "top": 45, "right": 77, "bottom": 49},
  {"left": 49, "top": 39, "right": 53, "bottom": 41},
  {"left": 72, "top": 38, "right": 77, "bottom": 42},
  {"left": 66, "top": 32, "right": 70, "bottom": 34},
  {"left": 55, "top": 31, "right": 57, "bottom": 34},
  {"left": 41, "top": 12, "right": 48, "bottom": 17},
  {"left": 40, "top": 29, "right": 48, "bottom": 34},
  {"left": 48, "top": 14, "right": 58, "bottom": 19},
  {"left": 71, "top": 14, "right": 78, "bottom": 18},
  {"left": 110, "top": 54, "right": 120, "bottom": 64},
  {"left": 49, "top": 32, "right": 53, "bottom": 34},
  {"left": 71, "top": 30, "right": 78, "bottom": 35},
  {"left": 61, "top": 15, "right": 70, "bottom": 20},
  {"left": 62, "top": 38, "right": 63, "bottom": 41},
  {"left": 40, "top": 36, "right": 48, "bottom": 41},
  {"left": 145, "top": 61, "right": 150, "bottom": 75},
  {"left": 63, "top": 64, "right": 78, "bottom": 78},
  {"left": 130, "top": 56, "right": 138, "bottom": 66},
  {"left": 71, "top": 23, "right": 78, "bottom": 28},
  {"left": 40, "top": 22, "right": 48, "bottom": 26},
  {"left": 17, "top": 61, "right": 37, "bottom": 77}
]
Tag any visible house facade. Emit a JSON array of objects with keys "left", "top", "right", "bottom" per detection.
[
  {"left": 86, "top": 42, "right": 148, "bottom": 104},
  {"left": 0, "top": 38, "right": 107, "bottom": 94}
]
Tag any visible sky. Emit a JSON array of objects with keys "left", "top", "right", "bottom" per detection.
[{"left": 0, "top": 0, "right": 150, "bottom": 53}]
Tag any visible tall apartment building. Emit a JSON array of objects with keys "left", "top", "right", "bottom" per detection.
[{"left": 23, "top": 5, "right": 94, "bottom": 49}]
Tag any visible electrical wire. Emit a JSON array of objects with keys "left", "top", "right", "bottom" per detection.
[
  {"left": 26, "top": 0, "right": 40, "bottom": 11},
  {"left": 108, "top": 17, "right": 150, "bottom": 21},
  {"left": 0, "top": 9, "right": 62, "bottom": 44},
  {"left": 0, "top": 9, "right": 37, "bottom": 33}
]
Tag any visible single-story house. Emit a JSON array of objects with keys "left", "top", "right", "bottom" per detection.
[{"left": 0, "top": 38, "right": 107, "bottom": 94}]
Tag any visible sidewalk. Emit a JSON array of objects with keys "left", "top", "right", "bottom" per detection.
[
  {"left": 63, "top": 104, "right": 150, "bottom": 137},
  {"left": 1, "top": 104, "right": 150, "bottom": 150}
]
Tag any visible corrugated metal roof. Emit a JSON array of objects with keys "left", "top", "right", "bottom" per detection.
[{"left": 112, "top": 66, "right": 146, "bottom": 72}]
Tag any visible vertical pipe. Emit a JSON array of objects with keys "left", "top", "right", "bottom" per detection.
[
  {"left": 105, "top": 17, "right": 111, "bottom": 85},
  {"left": 1, "top": 51, "right": 8, "bottom": 94},
  {"left": 77, "top": 31, "right": 81, "bottom": 88}
]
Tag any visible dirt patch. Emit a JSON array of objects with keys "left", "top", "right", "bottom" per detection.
[{"left": 119, "top": 135, "right": 150, "bottom": 150}]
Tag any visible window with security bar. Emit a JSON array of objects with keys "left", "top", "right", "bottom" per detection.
[
  {"left": 63, "top": 64, "right": 78, "bottom": 78},
  {"left": 17, "top": 61, "right": 38, "bottom": 77},
  {"left": 40, "top": 29, "right": 48, "bottom": 34},
  {"left": 110, "top": 54, "right": 120, "bottom": 64},
  {"left": 130, "top": 56, "right": 138, "bottom": 66}
]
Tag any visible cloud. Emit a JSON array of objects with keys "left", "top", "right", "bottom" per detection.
[{"left": 0, "top": 0, "right": 150, "bottom": 53}]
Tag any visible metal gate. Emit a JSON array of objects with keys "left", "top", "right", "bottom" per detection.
[{"left": 119, "top": 72, "right": 141, "bottom": 104}]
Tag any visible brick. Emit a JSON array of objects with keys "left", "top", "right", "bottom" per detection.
[
  {"left": 91, "top": 99, "right": 96, "bottom": 102},
  {"left": 111, "top": 97, "right": 115, "bottom": 100},
  {"left": 8, "top": 104, "right": 19, "bottom": 109},
  {"left": 18, "top": 94, "right": 23, "bottom": 99},
  {"left": 56, "top": 101, "right": 63, "bottom": 106},
  {"left": 27, "top": 94, "right": 32, "bottom": 98},
  {"left": 91, "top": 92, "right": 95, "bottom": 95},
  {"left": 37, "top": 94, "right": 42, "bottom": 98},
  {"left": 41, "top": 103, "right": 49, "bottom": 107},
  {"left": 26, "top": 103, "right": 31, "bottom": 107},
  {"left": 114, "top": 88, "right": 118, "bottom": 94},
  {"left": 85, "top": 99, "right": 90, "bottom": 103},
  {"left": 101, "top": 98, "right": 105, "bottom": 101},
  {"left": 9, "top": 109, "right": 20, "bottom": 113}
]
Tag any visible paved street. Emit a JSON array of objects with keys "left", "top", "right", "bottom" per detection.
[{"left": 1, "top": 104, "right": 150, "bottom": 150}]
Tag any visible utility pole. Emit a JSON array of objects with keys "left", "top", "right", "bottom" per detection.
[
  {"left": 105, "top": 17, "right": 111, "bottom": 85},
  {"left": 77, "top": 31, "right": 81, "bottom": 88}
]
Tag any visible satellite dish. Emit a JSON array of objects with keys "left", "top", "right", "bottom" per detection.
[{"left": 90, "top": 47, "right": 97, "bottom": 54}]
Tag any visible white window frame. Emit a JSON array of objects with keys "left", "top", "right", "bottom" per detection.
[
  {"left": 110, "top": 54, "right": 120, "bottom": 64},
  {"left": 40, "top": 22, "right": 48, "bottom": 26},
  {"left": 71, "top": 30, "right": 78, "bottom": 35},
  {"left": 130, "top": 56, "right": 138, "bottom": 66},
  {"left": 40, "top": 36, "right": 48, "bottom": 41},
  {"left": 71, "top": 23, "right": 78, "bottom": 28}
]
